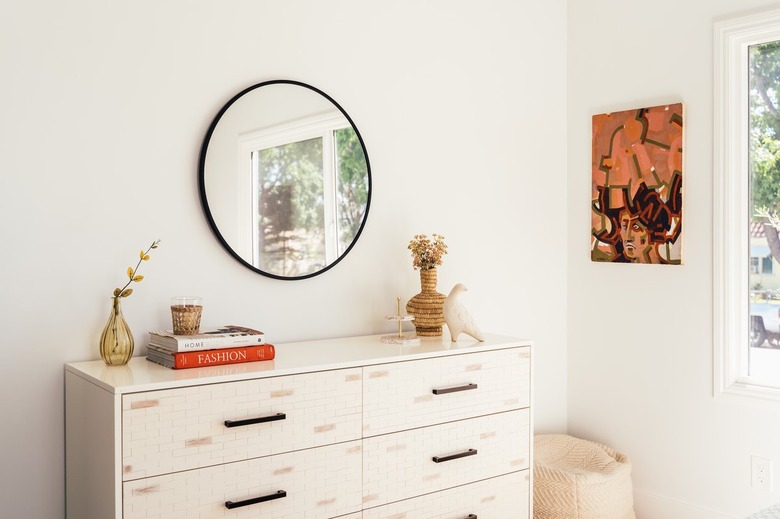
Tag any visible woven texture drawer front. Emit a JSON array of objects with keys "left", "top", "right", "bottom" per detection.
[
  {"left": 362, "top": 409, "right": 530, "bottom": 508},
  {"left": 363, "top": 470, "right": 530, "bottom": 519},
  {"left": 123, "top": 440, "right": 362, "bottom": 519},
  {"left": 363, "top": 347, "right": 529, "bottom": 436},
  {"left": 122, "top": 368, "right": 361, "bottom": 480}
]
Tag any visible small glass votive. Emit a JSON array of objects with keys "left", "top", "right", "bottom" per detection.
[{"left": 170, "top": 296, "right": 203, "bottom": 335}]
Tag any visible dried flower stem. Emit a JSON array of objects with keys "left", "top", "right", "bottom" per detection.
[{"left": 113, "top": 239, "right": 161, "bottom": 298}]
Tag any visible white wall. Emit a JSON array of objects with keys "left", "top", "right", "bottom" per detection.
[
  {"left": 567, "top": 1, "right": 780, "bottom": 517},
  {"left": 0, "top": 1, "right": 567, "bottom": 517}
]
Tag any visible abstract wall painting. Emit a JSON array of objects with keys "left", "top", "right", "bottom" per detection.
[{"left": 591, "top": 103, "right": 683, "bottom": 265}]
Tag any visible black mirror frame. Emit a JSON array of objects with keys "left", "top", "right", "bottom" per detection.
[{"left": 198, "top": 79, "right": 372, "bottom": 281}]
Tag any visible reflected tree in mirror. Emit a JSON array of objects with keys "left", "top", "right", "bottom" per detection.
[
  {"left": 256, "top": 137, "right": 325, "bottom": 276},
  {"left": 336, "top": 128, "right": 369, "bottom": 252}
]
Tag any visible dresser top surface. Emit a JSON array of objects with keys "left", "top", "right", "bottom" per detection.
[{"left": 65, "top": 333, "right": 530, "bottom": 394}]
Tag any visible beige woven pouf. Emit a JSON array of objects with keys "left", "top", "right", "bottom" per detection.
[{"left": 534, "top": 434, "right": 635, "bottom": 519}]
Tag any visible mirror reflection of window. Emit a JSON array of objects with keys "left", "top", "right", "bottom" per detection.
[{"left": 244, "top": 114, "right": 368, "bottom": 277}]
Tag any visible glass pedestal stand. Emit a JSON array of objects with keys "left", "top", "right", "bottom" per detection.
[{"left": 382, "top": 297, "right": 421, "bottom": 345}]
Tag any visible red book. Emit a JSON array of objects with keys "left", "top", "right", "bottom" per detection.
[{"left": 168, "top": 344, "right": 275, "bottom": 369}]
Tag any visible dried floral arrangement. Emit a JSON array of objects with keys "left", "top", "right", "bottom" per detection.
[
  {"left": 113, "top": 240, "right": 161, "bottom": 298},
  {"left": 408, "top": 233, "right": 447, "bottom": 271}
]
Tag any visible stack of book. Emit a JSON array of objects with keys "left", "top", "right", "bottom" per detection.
[{"left": 146, "top": 325, "right": 274, "bottom": 369}]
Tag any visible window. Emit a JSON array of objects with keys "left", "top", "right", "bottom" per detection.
[
  {"left": 237, "top": 112, "right": 367, "bottom": 277},
  {"left": 715, "top": 8, "right": 780, "bottom": 398},
  {"left": 764, "top": 256, "right": 774, "bottom": 275}
]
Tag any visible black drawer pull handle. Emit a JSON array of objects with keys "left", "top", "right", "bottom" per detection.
[
  {"left": 225, "top": 490, "right": 286, "bottom": 509},
  {"left": 466, "top": 515, "right": 478, "bottom": 519},
  {"left": 224, "top": 412, "right": 286, "bottom": 428},
  {"left": 432, "top": 448, "right": 478, "bottom": 463},
  {"left": 432, "top": 383, "right": 478, "bottom": 395}
]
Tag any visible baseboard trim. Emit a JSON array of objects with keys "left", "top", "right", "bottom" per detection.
[{"left": 633, "top": 488, "right": 736, "bottom": 519}]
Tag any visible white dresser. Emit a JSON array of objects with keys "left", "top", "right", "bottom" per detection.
[{"left": 65, "top": 333, "right": 532, "bottom": 518}]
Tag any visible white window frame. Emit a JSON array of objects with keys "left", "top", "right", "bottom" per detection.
[
  {"left": 235, "top": 111, "right": 350, "bottom": 269},
  {"left": 714, "top": 8, "right": 780, "bottom": 400}
]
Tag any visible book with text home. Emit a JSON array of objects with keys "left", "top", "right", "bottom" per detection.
[
  {"left": 148, "top": 325, "right": 265, "bottom": 352},
  {"left": 146, "top": 343, "right": 275, "bottom": 369}
]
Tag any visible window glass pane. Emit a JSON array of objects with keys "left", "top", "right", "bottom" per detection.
[
  {"left": 256, "top": 137, "right": 325, "bottom": 276},
  {"left": 749, "top": 41, "right": 780, "bottom": 369},
  {"left": 334, "top": 127, "right": 369, "bottom": 254},
  {"left": 763, "top": 256, "right": 774, "bottom": 274}
]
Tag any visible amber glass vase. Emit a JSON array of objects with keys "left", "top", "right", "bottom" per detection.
[
  {"left": 406, "top": 268, "right": 446, "bottom": 336},
  {"left": 100, "top": 297, "right": 134, "bottom": 365}
]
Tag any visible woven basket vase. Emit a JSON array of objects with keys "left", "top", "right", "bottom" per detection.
[{"left": 406, "top": 268, "right": 446, "bottom": 337}]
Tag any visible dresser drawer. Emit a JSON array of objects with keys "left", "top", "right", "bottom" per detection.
[
  {"left": 122, "top": 368, "right": 362, "bottom": 480},
  {"left": 362, "top": 409, "right": 529, "bottom": 508},
  {"left": 123, "top": 440, "right": 362, "bottom": 519},
  {"left": 363, "top": 470, "right": 529, "bottom": 519},
  {"left": 362, "top": 347, "right": 529, "bottom": 436}
]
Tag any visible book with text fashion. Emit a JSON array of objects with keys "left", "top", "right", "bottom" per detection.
[
  {"left": 146, "top": 343, "right": 275, "bottom": 369},
  {"left": 148, "top": 325, "right": 265, "bottom": 352}
]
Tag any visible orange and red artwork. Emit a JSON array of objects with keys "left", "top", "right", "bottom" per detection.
[{"left": 591, "top": 103, "right": 683, "bottom": 264}]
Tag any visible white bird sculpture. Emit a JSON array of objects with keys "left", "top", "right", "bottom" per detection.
[{"left": 443, "top": 283, "right": 485, "bottom": 342}]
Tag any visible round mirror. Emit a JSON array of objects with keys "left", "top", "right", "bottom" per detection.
[{"left": 199, "top": 80, "right": 371, "bottom": 280}]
